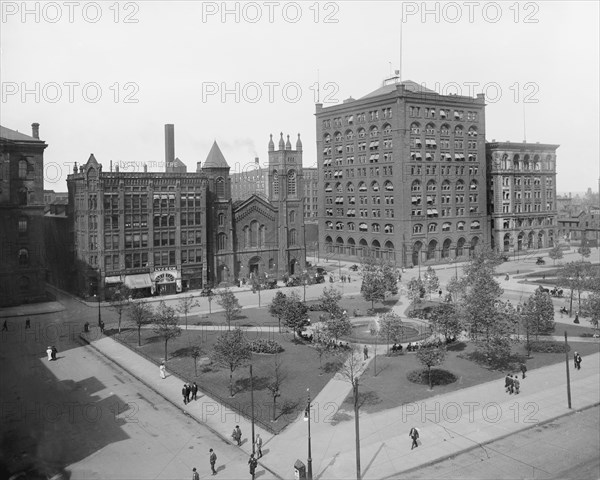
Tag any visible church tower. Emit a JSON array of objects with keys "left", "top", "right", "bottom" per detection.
[{"left": 268, "top": 133, "right": 306, "bottom": 276}]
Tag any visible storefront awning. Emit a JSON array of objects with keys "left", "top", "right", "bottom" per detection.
[
  {"left": 105, "top": 276, "right": 122, "bottom": 284},
  {"left": 124, "top": 273, "right": 152, "bottom": 289}
]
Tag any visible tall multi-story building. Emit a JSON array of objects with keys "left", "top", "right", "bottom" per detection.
[
  {"left": 230, "top": 157, "right": 269, "bottom": 201},
  {"left": 486, "top": 141, "right": 559, "bottom": 253},
  {"left": 302, "top": 168, "right": 319, "bottom": 220},
  {"left": 0, "top": 123, "right": 48, "bottom": 306},
  {"left": 67, "top": 127, "right": 306, "bottom": 299},
  {"left": 316, "top": 78, "right": 488, "bottom": 267}
]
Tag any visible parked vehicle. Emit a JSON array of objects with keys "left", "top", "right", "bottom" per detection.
[
  {"left": 349, "top": 264, "right": 359, "bottom": 271},
  {"left": 500, "top": 255, "right": 510, "bottom": 262},
  {"left": 536, "top": 257, "right": 546, "bottom": 265}
]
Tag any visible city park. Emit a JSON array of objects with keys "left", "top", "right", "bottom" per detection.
[{"left": 95, "top": 245, "right": 599, "bottom": 479}]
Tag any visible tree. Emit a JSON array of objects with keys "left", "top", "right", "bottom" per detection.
[
  {"left": 109, "top": 285, "right": 132, "bottom": 334},
  {"left": 335, "top": 347, "right": 364, "bottom": 480},
  {"left": 268, "top": 291, "right": 288, "bottom": 333},
  {"left": 280, "top": 292, "right": 309, "bottom": 337},
  {"left": 176, "top": 295, "right": 198, "bottom": 331},
  {"left": 406, "top": 277, "right": 426, "bottom": 306},
  {"left": 416, "top": 343, "right": 447, "bottom": 390},
  {"left": 423, "top": 266, "right": 440, "bottom": 299},
  {"left": 190, "top": 345, "right": 203, "bottom": 376},
  {"left": 462, "top": 265, "right": 504, "bottom": 342},
  {"left": 581, "top": 291, "right": 600, "bottom": 333},
  {"left": 558, "top": 261, "right": 592, "bottom": 315},
  {"left": 319, "top": 286, "right": 344, "bottom": 319},
  {"left": 360, "top": 257, "right": 398, "bottom": 309},
  {"left": 324, "top": 311, "right": 352, "bottom": 343},
  {"left": 207, "top": 291, "right": 215, "bottom": 314},
  {"left": 128, "top": 300, "right": 153, "bottom": 346},
  {"left": 312, "top": 324, "right": 333, "bottom": 374},
  {"left": 578, "top": 237, "right": 591, "bottom": 259},
  {"left": 523, "top": 287, "right": 555, "bottom": 339},
  {"left": 213, "top": 327, "right": 251, "bottom": 397},
  {"left": 266, "top": 354, "right": 286, "bottom": 422},
  {"left": 250, "top": 272, "right": 266, "bottom": 307},
  {"left": 548, "top": 244, "right": 564, "bottom": 265},
  {"left": 376, "top": 312, "right": 405, "bottom": 354},
  {"left": 446, "top": 276, "right": 466, "bottom": 303},
  {"left": 152, "top": 301, "right": 182, "bottom": 362},
  {"left": 429, "top": 304, "right": 462, "bottom": 341},
  {"left": 361, "top": 271, "right": 386, "bottom": 310},
  {"left": 217, "top": 288, "right": 242, "bottom": 331}
]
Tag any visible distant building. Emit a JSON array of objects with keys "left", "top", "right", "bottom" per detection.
[
  {"left": 0, "top": 123, "right": 48, "bottom": 307},
  {"left": 67, "top": 126, "right": 306, "bottom": 300},
  {"left": 230, "top": 157, "right": 269, "bottom": 201},
  {"left": 486, "top": 141, "right": 559, "bottom": 253},
  {"left": 303, "top": 168, "right": 318, "bottom": 220},
  {"left": 44, "top": 190, "right": 68, "bottom": 213},
  {"left": 557, "top": 208, "right": 600, "bottom": 247}
]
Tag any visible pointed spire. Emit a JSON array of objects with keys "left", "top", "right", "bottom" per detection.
[
  {"left": 268, "top": 133, "right": 275, "bottom": 151},
  {"left": 296, "top": 133, "right": 303, "bottom": 151},
  {"left": 278, "top": 132, "right": 285, "bottom": 150},
  {"left": 203, "top": 141, "right": 230, "bottom": 169},
  {"left": 285, "top": 134, "right": 292, "bottom": 150}
]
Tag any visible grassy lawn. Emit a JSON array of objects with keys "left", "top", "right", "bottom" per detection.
[
  {"left": 111, "top": 326, "right": 342, "bottom": 434},
  {"left": 333, "top": 340, "right": 600, "bottom": 419}
]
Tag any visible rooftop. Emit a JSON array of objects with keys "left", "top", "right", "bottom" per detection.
[
  {"left": 203, "top": 141, "right": 230, "bottom": 169},
  {"left": 0, "top": 125, "right": 41, "bottom": 142}
]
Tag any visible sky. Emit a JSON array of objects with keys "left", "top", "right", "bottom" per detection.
[{"left": 1, "top": 0, "right": 599, "bottom": 195}]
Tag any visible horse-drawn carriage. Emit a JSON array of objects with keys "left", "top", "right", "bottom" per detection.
[{"left": 550, "top": 287, "right": 563, "bottom": 297}]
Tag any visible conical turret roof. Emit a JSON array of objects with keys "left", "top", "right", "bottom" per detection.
[{"left": 203, "top": 141, "right": 230, "bottom": 169}]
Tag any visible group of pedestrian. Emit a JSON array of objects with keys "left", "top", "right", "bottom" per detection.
[
  {"left": 46, "top": 345, "right": 58, "bottom": 361},
  {"left": 231, "top": 425, "right": 242, "bottom": 446},
  {"left": 340, "top": 274, "right": 351, "bottom": 283},
  {"left": 504, "top": 372, "right": 521, "bottom": 395},
  {"left": 574, "top": 352, "right": 582, "bottom": 370},
  {"left": 182, "top": 382, "right": 199, "bottom": 404}
]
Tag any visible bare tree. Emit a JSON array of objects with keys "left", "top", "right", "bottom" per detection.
[
  {"left": 266, "top": 354, "right": 287, "bottom": 421},
  {"left": 312, "top": 323, "right": 333, "bottom": 374},
  {"left": 109, "top": 285, "right": 132, "bottom": 334},
  {"left": 128, "top": 300, "right": 153, "bottom": 346},
  {"left": 191, "top": 345, "right": 203, "bottom": 376},
  {"left": 336, "top": 348, "right": 364, "bottom": 480},
  {"left": 213, "top": 327, "right": 251, "bottom": 397},
  {"left": 176, "top": 295, "right": 198, "bottom": 330},
  {"left": 217, "top": 288, "right": 242, "bottom": 331},
  {"left": 416, "top": 343, "right": 447, "bottom": 390},
  {"left": 152, "top": 301, "right": 182, "bottom": 362}
]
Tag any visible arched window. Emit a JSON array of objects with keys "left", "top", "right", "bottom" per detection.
[
  {"left": 289, "top": 229, "right": 297, "bottom": 245},
  {"left": 384, "top": 224, "right": 394, "bottom": 234},
  {"left": 289, "top": 210, "right": 296, "bottom": 223},
  {"left": 325, "top": 182, "right": 332, "bottom": 192},
  {"left": 18, "top": 160, "right": 28, "bottom": 178},
  {"left": 347, "top": 222, "right": 356, "bottom": 231},
  {"left": 428, "top": 223, "right": 437, "bottom": 233},
  {"left": 346, "top": 182, "right": 355, "bottom": 192},
  {"left": 372, "top": 223, "right": 380, "bottom": 233},
  {"left": 218, "top": 213, "right": 225, "bottom": 226},
  {"left": 382, "top": 124, "right": 392, "bottom": 135},
  {"left": 457, "top": 221, "right": 466, "bottom": 231},
  {"left": 326, "top": 221, "right": 333, "bottom": 229},
  {"left": 250, "top": 220, "right": 259, "bottom": 247},
  {"left": 272, "top": 171, "right": 279, "bottom": 196},
  {"left": 217, "top": 233, "right": 227, "bottom": 251},
  {"left": 18, "top": 217, "right": 28, "bottom": 233},
  {"left": 442, "top": 180, "right": 451, "bottom": 191},
  {"left": 216, "top": 177, "right": 225, "bottom": 198},
  {"left": 413, "top": 224, "right": 423, "bottom": 234},
  {"left": 335, "top": 222, "right": 343, "bottom": 230},
  {"left": 513, "top": 154, "right": 520, "bottom": 170},
  {"left": 470, "top": 220, "right": 481, "bottom": 230},
  {"left": 454, "top": 126, "right": 463, "bottom": 137},
  {"left": 470, "top": 180, "right": 478, "bottom": 190},
  {"left": 410, "top": 122, "right": 420, "bottom": 135},
  {"left": 370, "top": 126, "right": 379, "bottom": 137},
  {"left": 440, "top": 124, "right": 450, "bottom": 136},
  {"left": 18, "top": 188, "right": 28, "bottom": 205},
  {"left": 468, "top": 126, "right": 478, "bottom": 137},
  {"left": 384, "top": 180, "right": 393, "bottom": 191},
  {"left": 359, "top": 222, "right": 368, "bottom": 232},
  {"left": 18, "top": 248, "right": 29, "bottom": 265},
  {"left": 335, "top": 182, "right": 343, "bottom": 193},
  {"left": 345, "top": 129, "right": 354, "bottom": 140},
  {"left": 442, "top": 222, "right": 451, "bottom": 232},
  {"left": 371, "top": 181, "right": 380, "bottom": 192},
  {"left": 287, "top": 170, "right": 297, "bottom": 196},
  {"left": 456, "top": 180, "right": 465, "bottom": 191},
  {"left": 243, "top": 226, "right": 249, "bottom": 248},
  {"left": 427, "top": 180, "right": 437, "bottom": 192},
  {"left": 324, "top": 133, "right": 331, "bottom": 143},
  {"left": 425, "top": 123, "right": 436, "bottom": 135},
  {"left": 334, "top": 131, "right": 342, "bottom": 142},
  {"left": 358, "top": 181, "right": 367, "bottom": 192},
  {"left": 259, "top": 225, "right": 266, "bottom": 246},
  {"left": 357, "top": 128, "right": 366, "bottom": 138},
  {"left": 411, "top": 180, "right": 421, "bottom": 192}
]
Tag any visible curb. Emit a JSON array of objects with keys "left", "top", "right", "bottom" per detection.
[
  {"left": 77, "top": 333, "right": 284, "bottom": 480},
  {"left": 381, "top": 401, "right": 600, "bottom": 479}
]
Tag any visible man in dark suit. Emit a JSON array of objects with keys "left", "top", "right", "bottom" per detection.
[
  {"left": 191, "top": 382, "right": 198, "bottom": 401},
  {"left": 182, "top": 384, "right": 189, "bottom": 405}
]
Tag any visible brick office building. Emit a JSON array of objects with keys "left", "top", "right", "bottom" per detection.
[
  {"left": 67, "top": 127, "right": 306, "bottom": 299},
  {"left": 316, "top": 77, "right": 488, "bottom": 267},
  {"left": 0, "top": 124, "right": 48, "bottom": 306},
  {"left": 486, "top": 141, "right": 559, "bottom": 254}
]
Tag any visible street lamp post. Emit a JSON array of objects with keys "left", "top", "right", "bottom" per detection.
[
  {"left": 250, "top": 364, "right": 256, "bottom": 455},
  {"left": 304, "top": 388, "right": 313, "bottom": 480},
  {"left": 97, "top": 295, "right": 102, "bottom": 327}
]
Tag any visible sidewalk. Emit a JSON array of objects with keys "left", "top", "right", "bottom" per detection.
[
  {"left": 80, "top": 327, "right": 599, "bottom": 480},
  {"left": 0, "top": 300, "right": 65, "bottom": 318}
]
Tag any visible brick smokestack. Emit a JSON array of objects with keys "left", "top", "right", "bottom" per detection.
[
  {"left": 31, "top": 123, "right": 40, "bottom": 139},
  {"left": 165, "top": 124, "right": 175, "bottom": 172}
]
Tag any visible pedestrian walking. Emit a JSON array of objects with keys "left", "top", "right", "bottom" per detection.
[
  {"left": 182, "top": 384, "right": 189, "bottom": 405},
  {"left": 232, "top": 425, "right": 242, "bottom": 446},
  {"left": 192, "top": 467, "right": 200, "bottom": 480},
  {"left": 409, "top": 427, "right": 419, "bottom": 450},
  {"left": 513, "top": 376, "right": 520, "bottom": 394},
  {"left": 574, "top": 313, "right": 580, "bottom": 324},
  {"left": 363, "top": 345, "right": 369, "bottom": 359},
  {"left": 520, "top": 363, "right": 527, "bottom": 379},
  {"left": 209, "top": 448, "right": 217, "bottom": 475},
  {"left": 159, "top": 362, "right": 166, "bottom": 379},
  {"left": 185, "top": 383, "right": 192, "bottom": 403},
  {"left": 2, "top": 320, "right": 8, "bottom": 331},
  {"left": 248, "top": 453, "right": 258, "bottom": 478},
  {"left": 505, "top": 373, "right": 513, "bottom": 394},
  {"left": 51, "top": 346, "right": 58, "bottom": 360},
  {"left": 438, "top": 289, "right": 443, "bottom": 298},
  {"left": 25, "top": 318, "right": 31, "bottom": 329},
  {"left": 191, "top": 381, "right": 198, "bottom": 401},
  {"left": 574, "top": 352, "right": 582, "bottom": 370},
  {"left": 46, "top": 346, "right": 53, "bottom": 361},
  {"left": 99, "top": 320, "right": 105, "bottom": 334},
  {"left": 255, "top": 433, "right": 263, "bottom": 458}
]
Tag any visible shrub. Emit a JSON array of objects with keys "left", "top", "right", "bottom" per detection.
[
  {"left": 407, "top": 368, "right": 457, "bottom": 386},
  {"left": 308, "top": 303, "right": 324, "bottom": 311},
  {"left": 528, "top": 341, "right": 570, "bottom": 353},
  {"left": 249, "top": 338, "right": 284, "bottom": 354}
]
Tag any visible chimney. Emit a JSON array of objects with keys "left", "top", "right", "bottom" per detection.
[
  {"left": 165, "top": 124, "right": 175, "bottom": 172},
  {"left": 110, "top": 160, "right": 113, "bottom": 172},
  {"left": 143, "top": 164, "right": 147, "bottom": 173},
  {"left": 31, "top": 123, "right": 39, "bottom": 139}
]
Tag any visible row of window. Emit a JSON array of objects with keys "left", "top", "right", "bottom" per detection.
[
  {"left": 326, "top": 195, "right": 395, "bottom": 205},
  {"left": 500, "top": 203, "right": 554, "bottom": 213},
  {"left": 323, "top": 109, "right": 393, "bottom": 129},
  {"left": 410, "top": 123, "right": 478, "bottom": 137},
  {"left": 409, "top": 107, "right": 478, "bottom": 121},
  {"left": 325, "top": 180, "right": 394, "bottom": 193},
  {"left": 325, "top": 222, "right": 396, "bottom": 233},
  {"left": 410, "top": 165, "right": 478, "bottom": 176},
  {"left": 411, "top": 207, "right": 479, "bottom": 217}
]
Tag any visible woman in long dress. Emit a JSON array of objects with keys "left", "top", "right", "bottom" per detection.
[
  {"left": 159, "top": 362, "right": 166, "bottom": 379},
  {"left": 46, "top": 346, "right": 53, "bottom": 361}
]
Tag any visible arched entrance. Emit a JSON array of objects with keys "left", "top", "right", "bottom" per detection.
[
  {"left": 456, "top": 237, "right": 466, "bottom": 257},
  {"left": 470, "top": 236, "right": 479, "bottom": 256},
  {"left": 517, "top": 231, "right": 524, "bottom": 251},
  {"left": 249, "top": 256, "right": 262, "bottom": 276},
  {"left": 217, "top": 265, "right": 229, "bottom": 284},
  {"left": 359, "top": 239, "right": 368, "bottom": 257},
  {"left": 427, "top": 239, "right": 437, "bottom": 260},
  {"left": 384, "top": 241, "right": 395, "bottom": 262},
  {"left": 348, "top": 237, "right": 356, "bottom": 256},
  {"left": 372, "top": 239, "right": 381, "bottom": 258},
  {"left": 412, "top": 241, "right": 423, "bottom": 266},
  {"left": 289, "top": 259, "right": 299, "bottom": 275},
  {"left": 537, "top": 230, "right": 545, "bottom": 249},
  {"left": 442, "top": 239, "right": 451, "bottom": 258},
  {"left": 336, "top": 237, "right": 344, "bottom": 255},
  {"left": 156, "top": 272, "right": 177, "bottom": 295},
  {"left": 503, "top": 233, "right": 511, "bottom": 252},
  {"left": 527, "top": 231, "right": 534, "bottom": 249}
]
